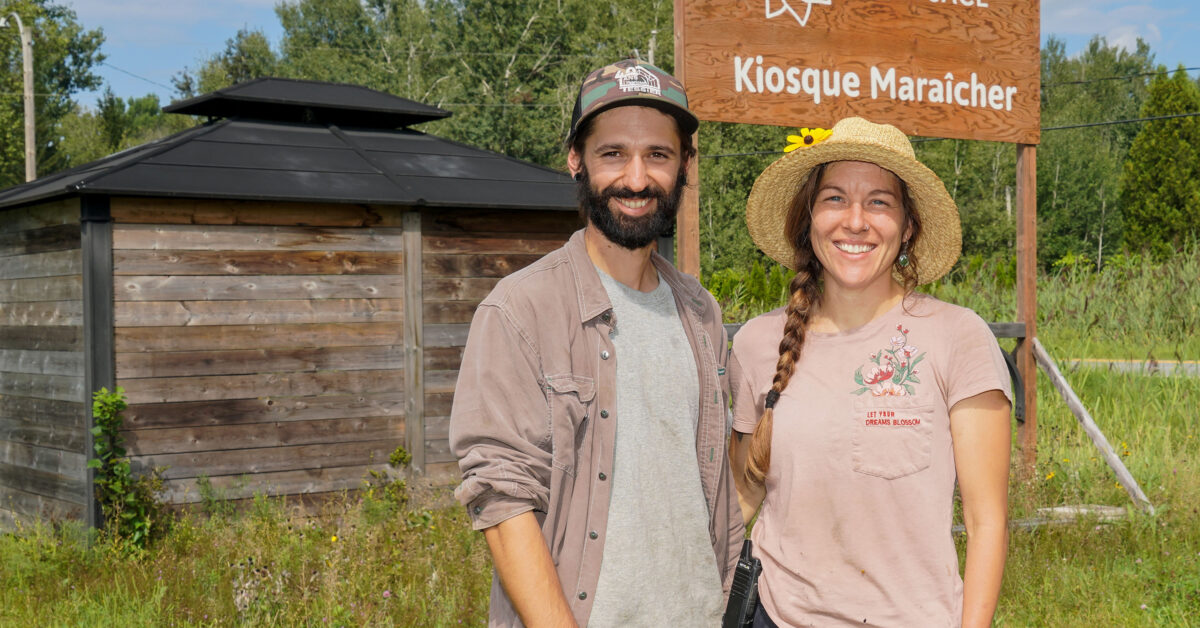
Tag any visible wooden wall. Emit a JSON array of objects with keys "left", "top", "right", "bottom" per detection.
[
  {"left": 418, "top": 209, "right": 579, "bottom": 480},
  {"left": 0, "top": 199, "right": 87, "bottom": 529},
  {"left": 110, "top": 198, "right": 408, "bottom": 504}
]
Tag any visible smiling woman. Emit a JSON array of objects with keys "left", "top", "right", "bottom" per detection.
[{"left": 729, "top": 117, "right": 1014, "bottom": 628}]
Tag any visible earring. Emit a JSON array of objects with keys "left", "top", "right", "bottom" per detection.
[
  {"left": 897, "top": 241, "right": 910, "bottom": 268},
  {"left": 573, "top": 172, "right": 583, "bottom": 182}
]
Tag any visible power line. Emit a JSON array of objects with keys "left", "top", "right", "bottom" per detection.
[
  {"left": 100, "top": 61, "right": 174, "bottom": 91},
  {"left": 702, "top": 111, "right": 1200, "bottom": 158},
  {"left": 1044, "top": 66, "right": 1200, "bottom": 88}
]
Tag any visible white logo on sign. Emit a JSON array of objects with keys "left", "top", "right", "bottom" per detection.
[
  {"left": 765, "top": 0, "right": 832, "bottom": 27},
  {"left": 615, "top": 65, "right": 662, "bottom": 96}
]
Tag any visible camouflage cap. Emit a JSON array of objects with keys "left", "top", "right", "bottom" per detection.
[{"left": 567, "top": 59, "right": 699, "bottom": 146}]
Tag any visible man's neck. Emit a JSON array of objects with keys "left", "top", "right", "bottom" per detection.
[{"left": 584, "top": 225, "right": 660, "bottom": 292}]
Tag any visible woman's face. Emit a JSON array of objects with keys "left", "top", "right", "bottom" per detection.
[{"left": 808, "top": 161, "right": 912, "bottom": 296}]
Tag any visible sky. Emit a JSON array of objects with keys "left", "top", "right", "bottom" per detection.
[{"left": 58, "top": 0, "right": 1200, "bottom": 108}]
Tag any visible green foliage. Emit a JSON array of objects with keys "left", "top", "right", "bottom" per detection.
[
  {"left": 0, "top": 0, "right": 104, "bottom": 186},
  {"left": 87, "top": 387, "right": 166, "bottom": 551},
  {"left": 1120, "top": 66, "right": 1200, "bottom": 259},
  {"left": 704, "top": 260, "right": 794, "bottom": 322}
]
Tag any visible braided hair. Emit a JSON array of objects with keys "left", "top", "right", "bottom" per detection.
[{"left": 743, "top": 162, "right": 923, "bottom": 487}]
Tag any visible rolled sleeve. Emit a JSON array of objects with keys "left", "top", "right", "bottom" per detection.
[
  {"left": 729, "top": 342, "right": 764, "bottom": 435},
  {"left": 450, "top": 303, "right": 553, "bottom": 530}
]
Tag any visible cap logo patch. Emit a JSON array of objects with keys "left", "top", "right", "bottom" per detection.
[{"left": 615, "top": 65, "right": 662, "bottom": 96}]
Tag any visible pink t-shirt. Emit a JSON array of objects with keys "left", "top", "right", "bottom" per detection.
[{"left": 730, "top": 293, "right": 1012, "bottom": 627}]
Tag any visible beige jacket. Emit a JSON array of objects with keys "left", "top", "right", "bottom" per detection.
[{"left": 450, "top": 228, "right": 743, "bottom": 627}]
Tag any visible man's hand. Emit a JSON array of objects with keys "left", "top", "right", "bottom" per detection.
[{"left": 483, "top": 511, "right": 580, "bottom": 628}]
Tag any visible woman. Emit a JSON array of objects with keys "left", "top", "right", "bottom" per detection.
[{"left": 729, "top": 117, "right": 1012, "bottom": 628}]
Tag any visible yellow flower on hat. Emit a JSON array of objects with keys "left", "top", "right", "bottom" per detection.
[{"left": 784, "top": 127, "right": 832, "bottom": 152}]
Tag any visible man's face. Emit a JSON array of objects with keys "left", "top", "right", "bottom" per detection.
[{"left": 567, "top": 106, "right": 688, "bottom": 250}]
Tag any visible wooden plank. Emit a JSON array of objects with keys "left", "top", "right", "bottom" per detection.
[
  {"left": 423, "top": 253, "right": 542, "bottom": 278},
  {"left": 1015, "top": 143, "right": 1038, "bottom": 475},
  {"left": 0, "top": 325, "right": 82, "bottom": 351},
  {"left": 157, "top": 464, "right": 391, "bottom": 504},
  {"left": 424, "top": 323, "right": 470, "bottom": 348},
  {"left": 423, "top": 234, "right": 564, "bottom": 255},
  {"left": 0, "top": 485, "right": 84, "bottom": 523},
  {"left": 422, "top": 301, "right": 476, "bottom": 324},
  {"left": 0, "top": 224, "right": 80, "bottom": 258},
  {"left": 403, "top": 211, "right": 425, "bottom": 474},
  {"left": 113, "top": 249, "right": 402, "bottom": 276},
  {"left": 423, "top": 277, "right": 499, "bottom": 301},
  {"left": 0, "top": 417, "right": 85, "bottom": 452},
  {"left": 115, "top": 298, "right": 402, "bottom": 327},
  {"left": 122, "top": 392, "right": 405, "bottom": 430},
  {"left": 424, "top": 346, "right": 465, "bottom": 371},
  {"left": 425, "top": 392, "right": 453, "bottom": 417},
  {"left": 0, "top": 275, "right": 82, "bottom": 302},
  {"left": 120, "top": 368, "right": 404, "bottom": 405},
  {"left": 0, "top": 199, "right": 79, "bottom": 232},
  {"left": 0, "top": 396, "right": 84, "bottom": 428},
  {"left": 426, "top": 415, "right": 450, "bottom": 441},
  {"left": 1032, "top": 339, "right": 1153, "bottom": 513},
  {"left": 124, "top": 416, "right": 405, "bottom": 456},
  {"left": 116, "top": 344, "right": 404, "bottom": 379},
  {"left": 0, "top": 349, "right": 84, "bottom": 376},
  {"left": 110, "top": 197, "right": 404, "bottom": 227},
  {"left": 115, "top": 322, "right": 402, "bottom": 352},
  {"left": 0, "top": 440, "right": 86, "bottom": 477},
  {"left": 0, "top": 300, "right": 83, "bottom": 326},
  {"left": 424, "top": 370, "right": 459, "bottom": 395},
  {"left": 0, "top": 371, "right": 85, "bottom": 402},
  {"left": 0, "top": 461, "right": 86, "bottom": 502},
  {"left": 133, "top": 438, "right": 401, "bottom": 480},
  {"left": 112, "top": 224, "right": 404, "bottom": 252},
  {"left": 0, "top": 249, "right": 81, "bottom": 279},
  {"left": 424, "top": 438, "right": 455, "bottom": 464},
  {"left": 673, "top": 8, "right": 701, "bottom": 280},
  {"left": 423, "top": 210, "right": 579, "bottom": 236},
  {"left": 114, "top": 274, "right": 403, "bottom": 302}
]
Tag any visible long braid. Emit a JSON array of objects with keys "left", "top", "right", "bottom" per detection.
[{"left": 744, "top": 164, "right": 826, "bottom": 488}]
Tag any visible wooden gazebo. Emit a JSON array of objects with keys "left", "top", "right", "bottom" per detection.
[{"left": 0, "top": 78, "right": 578, "bottom": 529}]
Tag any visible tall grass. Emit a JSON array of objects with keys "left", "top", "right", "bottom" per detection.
[{"left": 3, "top": 251, "right": 1198, "bottom": 626}]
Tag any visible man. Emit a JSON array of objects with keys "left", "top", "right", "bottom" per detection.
[{"left": 449, "top": 59, "right": 743, "bottom": 627}]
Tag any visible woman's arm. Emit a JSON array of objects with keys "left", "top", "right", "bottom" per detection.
[
  {"left": 729, "top": 430, "right": 766, "bottom": 526},
  {"left": 950, "top": 389, "right": 1012, "bottom": 628}
]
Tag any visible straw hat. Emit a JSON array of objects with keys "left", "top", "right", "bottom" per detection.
[{"left": 745, "top": 117, "right": 961, "bottom": 285}]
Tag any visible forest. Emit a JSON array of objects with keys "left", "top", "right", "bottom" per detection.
[{"left": 3, "top": 0, "right": 1200, "bottom": 276}]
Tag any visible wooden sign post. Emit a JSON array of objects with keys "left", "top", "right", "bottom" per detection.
[{"left": 674, "top": 0, "right": 1042, "bottom": 471}]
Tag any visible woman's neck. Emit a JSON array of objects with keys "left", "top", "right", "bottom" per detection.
[{"left": 808, "top": 280, "right": 906, "bottom": 333}]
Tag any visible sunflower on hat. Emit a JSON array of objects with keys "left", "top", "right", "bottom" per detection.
[{"left": 784, "top": 127, "right": 832, "bottom": 152}]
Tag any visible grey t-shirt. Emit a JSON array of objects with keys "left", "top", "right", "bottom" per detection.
[{"left": 589, "top": 268, "right": 725, "bottom": 627}]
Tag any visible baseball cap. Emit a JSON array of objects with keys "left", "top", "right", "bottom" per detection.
[{"left": 567, "top": 59, "right": 699, "bottom": 146}]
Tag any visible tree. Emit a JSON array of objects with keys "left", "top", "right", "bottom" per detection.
[
  {"left": 1120, "top": 66, "right": 1200, "bottom": 258},
  {"left": 0, "top": 0, "right": 104, "bottom": 186},
  {"left": 173, "top": 28, "right": 280, "bottom": 98}
]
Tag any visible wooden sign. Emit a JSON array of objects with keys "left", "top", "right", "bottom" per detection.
[{"left": 679, "top": 0, "right": 1041, "bottom": 143}]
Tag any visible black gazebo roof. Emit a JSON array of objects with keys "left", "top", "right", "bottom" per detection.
[{"left": 0, "top": 78, "right": 575, "bottom": 211}]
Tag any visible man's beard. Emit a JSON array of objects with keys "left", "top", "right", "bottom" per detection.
[{"left": 577, "top": 164, "right": 687, "bottom": 250}]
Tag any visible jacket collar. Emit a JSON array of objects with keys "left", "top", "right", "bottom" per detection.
[{"left": 564, "top": 227, "right": 707, "bottom": 323}]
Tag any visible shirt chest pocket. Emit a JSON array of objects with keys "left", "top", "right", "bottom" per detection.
[
  {"left": 850, "top": 397, "right": 936, "bottom": 480},
  {"left": 545, "top": 374, "right": 596, "bottom": 476}
]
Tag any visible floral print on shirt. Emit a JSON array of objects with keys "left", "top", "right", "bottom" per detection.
[{"left": 852, "top": 323, "right": 926, "bottom": 396}]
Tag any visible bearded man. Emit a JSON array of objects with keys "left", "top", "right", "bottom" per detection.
[{"left": 449, "top": 59, "right": 743, "bottom": 627}]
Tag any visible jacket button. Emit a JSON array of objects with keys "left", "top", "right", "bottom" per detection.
[
  {"left": 578, "top": 591, "right": 588, "bottom": 600},
  {"left": 598, "top": 472, "right": 607, "bottom": 481},
  {"left": 589, "top": 531, "right": 598, "bottom": 540},
  {"left": 601, "top": 311, "right": 611, "bottom": 323},
  {"left": 600, "top": 350, "right": 610, "bottom": 360},
  {"left": 473, "top": 506, "right": 482, "bottom": 515},
  {"left": 600, "top": 409, "right": 609, "bottom": 418}
]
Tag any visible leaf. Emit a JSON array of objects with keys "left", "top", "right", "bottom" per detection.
[
  {"left": 87, "top": 459, "right": 102, "bottom": 469},
  {"left": 852, "top": 387, "right": 870, "bottom": 395},
  {"left": 908, "top": 376, "right": 922, "bottom": 384},
  {"left": 910, "top": 354, "right": 926, "bottom": 368},
  {"left": 854, "top": 366, "right": 864, "bottom": 386},
  {"left": 904, "top": 384, "right": 915, "bottom": 395}
]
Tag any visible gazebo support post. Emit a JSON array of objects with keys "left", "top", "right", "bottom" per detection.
[{"left": 81, "top": 195, "right": 114, "bottom": 530}]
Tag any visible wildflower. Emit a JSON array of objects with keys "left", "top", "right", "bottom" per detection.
[
  {"left": 331, "top": 535, "right": 338, "bottom": 543},
  {"left": 1141, "top": 604, "right": 1148, "bottom": 610},
  {"left": 1135, "top": 558, "right": 1142, "bottom": 564},
  {"left": 383, "top": 590, "right": 392, "bottom": 599},
  {"left": 1045, "top": 471, "right": 1055, "bottom": 480},
  {"left": 1062, "top": 458, "right": 1069, "bottom": 463},
  {"left": 783, "top": 127, "right": 831, "bottom": 152}
]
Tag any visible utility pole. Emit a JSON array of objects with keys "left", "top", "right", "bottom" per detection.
[
  {"left": 2, "top": 12, "right": 35, "bottom": 181},
  {"left": 647, "top": 29, "right": 657, "bottom": 65}
]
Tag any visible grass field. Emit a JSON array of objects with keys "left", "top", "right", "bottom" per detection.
[{"left": 2, "top": 253, "right": 1198, "bottom": 626}]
